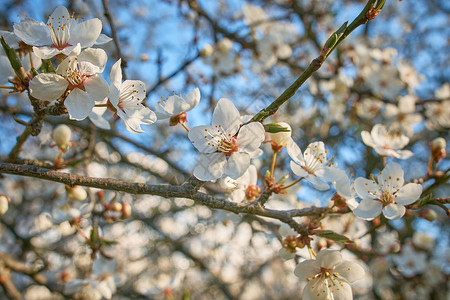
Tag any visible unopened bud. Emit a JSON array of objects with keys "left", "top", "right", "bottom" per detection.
[
  {"left": 217, "top": 38, "right": 232, "bottom": 54},
  {"left": 66, "top": 186, "right": 87, "bottom": 201},
  {"left": 430, "top": 137, "right": 446, "bottom": 163},
  {"left": 0, "top": 195, "right": 9, "bottom": 215},
  {"left": 245, "top": 185, "right": 261, "bottom": 201},
  {"left": 140, "top": 53, "right": 148, "bottom": 62},
  {"left": 121, "top": 203, "right": 132, "bottom": 219},
  {"left": 200, "top": 44, "right": 214, "bottom": 57},
  {"left": 52, "top": 124, "right": 72, "bottom": 152},
  {"left": 96, "top": 190, "right": 105, "bottom": 201},
  {"left": 111, "top": 202, "right": 123, "bottom": 212},
  {"left": 418, "top": 208, "right": 438, "bottom": 222},
  {"left": 269, "top": 122, "right": 292, "bottom": 149},
  {"left": 331, "top": 193, "right": 346, "bottom": 209}
]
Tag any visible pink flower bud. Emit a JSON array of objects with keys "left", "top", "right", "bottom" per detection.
[
  {"left": 52, "top": 124, "right": 72, "bottom": 151},
  {"left": 430, "top": 137, "right": 446, "bottom": 163}
]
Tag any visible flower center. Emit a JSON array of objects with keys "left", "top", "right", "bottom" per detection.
[
  {"left": 380, "top": 190, "right": 395, "bottom": 206},
  {"left": 308, "top": 267, "right": 346, "bottom": 298},
  {"left": 117, "top": 83, "right": 143, "bottom": 111},
  {"left": 66, "top": 64, "right": 86, "bottom": 90},
  {"left": 204, "top": 125, "right": 239, "bottom": 156},
  {"left": 48, "top": 15, "right": 74, "bottom": 50},
  {"left": 302, "top": 145, "right": 332, "bottom": 175}
]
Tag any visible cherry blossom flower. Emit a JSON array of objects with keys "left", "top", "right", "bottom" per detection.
[
  {"left": 29, "top": 48, "right": 109, "bottom": 120},
  {"left": 155, "top": 87, "right": 200, "bottom": 124},
  {"left": 353, "top": 162, "right": 422, "bottom": 220},
  {"left": 13, "top": 6, "right": 109, "bottom": 59},
  {"left": 89, "top": 99, "right": 111, "bottom": 130},
  {"left": 188, "top": 98, "right": 265, "bottom": 181},
  {"left": 361, "top": 124, "right": 413, "bottom": 159},
  {"left": 294, "top": 250, "right": 365, "bottom": 300},
  {"left": 108, "top": 59, "right": 156, "bottom": 133},
  {"left": 64, "top": 278, "right": 113, "bottom": 300},
  {"left": 383, "top": 95, "right": 422, "bottom": 135},
  {"left": 222, "top": 164, "right": 259, "bottom": 202},
  {"left": 287, "top": 140, "right": 340, "bottom": 191},
  {"left": 391, "top": 244, "right": 427, "bottom": 277}
]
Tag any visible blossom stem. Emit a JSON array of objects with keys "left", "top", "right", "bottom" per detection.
[
  {"left": 74, "top": 223, "right": 90, "bottom": 243},
  {"left": 0, "top": 85, "right": 14, "bottom": 89},
  {"left": 270, "top": 151, "right": 277, "bottom": 179},
  {"left": 94, "top": 104, "right": 108, "bottom": 107},
  {"left": 282, "top": 177, "right": 304, "bottom": 190},
  {"left": 427, "top": 156, "right": 433, "bottom": 176},
  {"left": 382, "top": 156, "right": 386, "bottom": 167},
  {"left": 181, "top": 123, "right": 190, "bottom": 132},
  {"left": 307, "top": 246, "right": 316, "bottom": 259}
]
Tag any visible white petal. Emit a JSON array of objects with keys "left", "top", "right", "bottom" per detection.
[
  {"left": 69, "top": 19, "right": 102, "bottom": 48},
  {"left": 290, "top": 161, "right": 309, "bottom": 178},
  {"left": 212, "top": 98, "right": 242, "bottom": 135},
  {"left": 293, "top": 260, "right": 320, "bottom": 281},
  {"left": 29, "top": 73, "right": 68, "bottom": 100},
  {"left": 279, "top": 248, "right": 295, "bottom": 261},
  {"left": 117, "top": 107, "right": 156, "bottom": 133},
  {"left": 188, "top": 125, "right": 218, "bottom": 153},
  {"left": 13, "top": 19, "right": 51, "bottom": 46},
  {"left": 317, "top": 250, "right": 342, "bottom": 268},
  {"left": 89, "top": 107, "right": 111, "bottom": 130},
  {"left": 334, "top": 261, "right": 365, "bottom": 283},
  {"left": 286, "top": 138, "right": 305, "bottom": 166},
  {"left": 95, "top": 34, "right": 112, "bottom": 45},
  {"left": 353, "top": 199, "right": 383, "bottom": 220},
  {"left": 193, "top": 153, "right": 226, "bottom": 181},
  {"left": 361, "top": 130, "right": 375, "bottom": 148},
  {"left": 303, "top": 279, "right": 353, "bottom": 300},
  {"left": 306, "top": 174, "right": 330, "bottom": 191},
  {"left": 236, "top": 122, "right": 265, "bottom": 153},
  {"left": 78, "top": 48, "right": 108, "bottom": 74},
  {"left": 64, "top": 88, "right": 95, "bottom": 120},
  {"left": 279, "top": 224, "right": 296, "bottom": 237},
  {"left": 84, "top": 76, "right": 109, "bottom": 101},
  {"left": 224, "top": 152, "right": 250, "bottom": 179},
  {"left": 354, "top": 177, "right": 380, "bottom": 199},
  {"left": 379, "top": 162, "right": 404, "bottom": 193},
  {"left": 156, "top": 95, "right": 190, "bottom": 117},
  {"left": 383, "top": 203, "right": 406, "bottom": 220},
  {"left": 184, "top": 87, "right": 201, "bottom": 110},
  {"left": 109, "top": 59, "right": 122, "bottom": 88},
  {"left": 60, "top": 44, "right": 82, "bottom": 57},
  {"left": 394, "top": 183, "right": 422, "bottom": 205},
  {"left": 396, "top": 150, "right": 413, "bottom": 159},
  {"left": 32, "top": 46, "right": 60, "bottom": 59}
]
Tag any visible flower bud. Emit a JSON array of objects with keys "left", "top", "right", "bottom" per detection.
[
  {"left": 245, "top": 185, "right": 261, "bottom": 201},
  {"left": 217, "top": 38, "right": 232, "bottom": 54},
  {"left": 0, "top": 195, "right": 9, "bottom": 215},
  {"left": 140, "top": 53, "right": 149, "bottom": 62},
  {"left": 200, "top": 44, "right": 214, "bottom": 57},
  {"left": 121, "top": 203, "right": 132, "bottom": 219},
  {"left": 418, "top": 208, "right": 438, "bottom": 222},
  {"left": 66, "top": 186, "right": 87, "bottom": 201},
  {"left": 52, "top": 124, "right": 72, "bottom": 152},
  {"left": 412, "top": 232, "right": 435, "bottom": 251},
  {"left": 430, "top": 137, "right": 446, "bottom": 163},
  {"left": 269, "top": 122, "right": 291, "bottom": 149},
  {"left": 111, "top": 202, "right": 123, "bottom": 212}
]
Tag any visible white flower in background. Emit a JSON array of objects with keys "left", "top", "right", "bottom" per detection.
[
  {"left": 0, "top": 195, "right": 9, "bottom": 215},
  {"left": 353, "top": 162, "right": 422, "bottom": 220},
  {"left": 255, "top": 23, "right": 295, "bottom": 69},
  {"left": 412, "top": 232, "right": 435, "bottom": 251},
  {"left": 29, "top": 48, "right": 109, "bottom": 120},
  {"left": 52, "top": 124, "right": 72, "bottom": 151},
  {"left": 294, "top": 250, "right": 365, "bottom": 300},
  {"left": 383, "top": 95, "right": 422, "bottom": 135},
  {"left": 287, "top": 140, "right": 341, "bottom": 191},
  {"left": 365, "top": 64, "right": 404, "bottom": 99},
  {"left": 278, "top": 223, "right": 298, "bottom": 261},
  {"left": 398, "top": 60, "right": 423, "bottom": 90},
  {"left": 424, "top": 86, "right": 450, "bottom": 129},
  {"left": 242, "top": 4, "right": 268, "bottom": 28},
  {"left": 108, "top": 59, "right": 156, "bottom": 133},
  {"left": 391, "top": 244, "right": 427, "bottom": 277},
  {"left": 188, "top": 98, "right": 265, "bottom": 181},
  {"left": 331, "top": 169, "right": 359, "bottom": 210},
  {"left": 201, "top": 38, "right": 241, "bottom": 76},
  {"left": 155, "top": 87, "right": 200, "bottom": 121},
  {"left": 222, "top": 164, "right": 259, "bottom": 202},
  {"left": 13, "top": 6, "right": 110, "bottom": 59},
  {"left": 361, "top": 124, "right": 413, "bottom": 159},
  {"left": 64, "top": 278, "right": 113, "bottom": 300},
  {"left": 355, "top": 98, "right": 384, "bottom": 120}
]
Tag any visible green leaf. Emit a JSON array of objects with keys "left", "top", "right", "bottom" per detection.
[
  {"left": 264, "top": 123, "right": 290, "bottom": 133},
  {"left": 417, "top": 194, "right": 432, "bottom": 207},
  {"left": 317, "top": 230, "right": 352, "bottom": 243}
]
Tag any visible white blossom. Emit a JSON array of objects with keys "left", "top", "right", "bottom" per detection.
[
  {"left": 361, "top": 124, "right": 413, "bottom": 159},
  {"left": 155, "top": 87, "right": 200, "bottom": 120}
]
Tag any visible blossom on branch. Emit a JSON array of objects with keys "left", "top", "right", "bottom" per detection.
[
  {"left": 361, "top": 124, "right": 413, "bottom": 159},
  {"left": 29, "top": 48, "right": 109, "bottom": 120},
  {"left": 294, "top": 250, "right": 365, "bottom": 300},
  {"left": 155, "top": 87, "right": 200, "bottom": 125},
  {"left": 108, "top": 59, "right": 156, "bottom": 133},
  {"left": 352, "top": 162, "right": 422, "bottom": 220},
  {"left": 13, "top": 6, "right": 110, "bottom": 59},
  {"left": 188, "top": 98, "right": 265, "bottom": 181}
]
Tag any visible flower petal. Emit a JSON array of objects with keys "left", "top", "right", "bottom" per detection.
[
  {"left": 236, "top": 122, "right": 265, "bottom": 153},
  {"left": 89, "top": 107, "right": 111, "bottom": 130},
  {"left": 317, "top": 250, "right": 342, "bottom": 268},
  {"left": 290, "top": 161, "right": 309, "bottom": 178},
  {"left": 293, "top": 260, "right": 320, "bottom": 281},
  {"left": 212, "top": 98, "right": 241, "bottom": 135},
  {"left": 334, "top": 261, "right": 365, "bottom": 283},
  {"left": 69, "top": 18, "right": 102, "bottom": 48},
  {"left": 378, "top": 162, "right": 404, "bottom": 193},
  {"left": 78, "top": 48, "right": 108, "bottom": 74},
  {"left": 84, "top": 76, "right": 109, "bottom": 102},
  {"left": 353, "top": 199, "right": 383, "bottom": 220},
  {"left": 353, "top": 177, "right": 380, "bottom": 199},
  {"left": 193, "top": 153, "right": 226, "bottom": 181},
  {"left": 286, "top": 138, "right": 305, "bottom": 166},
  {"left": 224, "top": 152, "right": 250, "bottom": 179},
  {"left": 188, "top": 125, "right": 218, "bottom": 153},
  {"left": 29, "top": 73, "right": 68, "bottom": 100},
  {"left": 64, "top": 88, "right": 95, "bottom": 120},
  {"left": 383, "top": 203, "right": 406, "bottom": 220},
  {"left": 13, "top": 18, "right": 51, "bottom": 46},
  {"left": 394, "top": 183, "right": 422, "bottom": 205},
  {"left": 305, "top": 174, "right": 330, "bottom": 191},
  {"left": 184, "top": 87, "right": 201, "bottom": 109}
]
